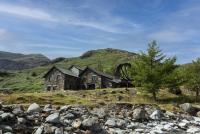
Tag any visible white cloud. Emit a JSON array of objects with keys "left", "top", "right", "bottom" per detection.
[
  {"left": 148, "top": 3, "right": 200, "bottom": 44},
  {"left": 0, "top": 3, "right": 141, "bottom": 33},
  {"left": 0, "top": 28, "right": 8, "bottom": 40},
  {"left": 0, "top": 28, "right": 6, "bottom": 35},
  {"left": 65, "top": 20, "right": 118, "bottom": 33},
  {"left": 149, "top": 30, "right": 188, "bottom": 43},
  {"left": 152, "top": 29, "right": 198, "bottom": 45},
  {"left": 26, "top": 43, "right": 83, "bottom": 50},
  {"left": 0, "top": 3, "right": 56, "bottom": 22}
]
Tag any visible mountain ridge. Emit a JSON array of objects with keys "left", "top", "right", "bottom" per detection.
[{"left": 0, "top": 51, "right": 50, "bottom": 70}]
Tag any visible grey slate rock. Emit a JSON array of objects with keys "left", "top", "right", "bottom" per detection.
[
  {"left": 150, "top": 110, "right": 164, "bottom": 120},
  {"left": 27, "top": 103, "right": 40, "bottom": 113},
  {"left": 46, "top": 113, "right": 60, "bottom": 124},
  {"left": 132, "top": 108, "right": 147, "bottom": 120}
]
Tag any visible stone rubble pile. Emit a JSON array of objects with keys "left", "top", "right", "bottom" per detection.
[{"left": 0, "top": 102, "right": 200, "bottom": 134}]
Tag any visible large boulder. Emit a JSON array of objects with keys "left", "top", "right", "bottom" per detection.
[
  {"left": 45, "top": 113, "right": 60, "bottom": 124},
  {"left": 27, "top": 103, "right": 40, "bottom": 113},
  {"left": 132, "top": 108, "right": 147, "bottom": 121},
  {"left": 150, "top": 110, "right": 164, "bottom": 120},
  {"left": 81, "top": 117, "right": 103, "bottom": 133},
  {"left": 180, "top": 103, "right": 200, "bottom": 115},
  {"left": 179, "top": 103, "right": 192, "bottom": 112}
]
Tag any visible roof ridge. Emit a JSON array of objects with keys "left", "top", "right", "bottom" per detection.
[
  {"left": 84, "top": 66, "right": 114, "bottom": 79},
  {"left": 55, "top": 66, "right": 78, "bottom": 77},
  {"left": 69, "top": 65, "right": 85, "bottom": 71}
]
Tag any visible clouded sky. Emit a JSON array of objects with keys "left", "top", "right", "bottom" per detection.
[{"left": 0, "top": 0, "right": 199, "bottom": 63}]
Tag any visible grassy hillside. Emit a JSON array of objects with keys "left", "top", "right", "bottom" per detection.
[{"left": 0, "top": 48, "right": 137, "bottom": 92}]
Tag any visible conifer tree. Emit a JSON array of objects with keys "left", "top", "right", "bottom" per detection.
[
  {"left": 185, "top": 58, "right": 200, "bottom": 101},
  {"left": 132, "top": 41, "right": 176, "bottom": 101}
]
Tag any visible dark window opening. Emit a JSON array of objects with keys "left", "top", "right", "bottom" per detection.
[
  {"left": 92, "top": 75, "right": 97, "bottom": 83},
  {"left": 47, "top": 86, "right": 51, "bottom": 91},
  {"left": 87, "top": 83, "right": 95, "bottom": 89}
]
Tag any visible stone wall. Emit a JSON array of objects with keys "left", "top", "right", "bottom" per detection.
[
  {"left": 44, "top": 68, "right": 65, "bottom": 91},
  {"left": 64, "top": 76, "right": 79, "bottom": 90},
  {"left": 81, "top": 70, "right": 102, "bottom": 89}
]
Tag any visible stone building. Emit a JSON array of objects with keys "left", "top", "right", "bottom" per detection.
[
  {"left": 44, "top": 65, "right": 122, "bottom": 91},
  {"left": 43, "top": 66, "right": 79, "bottom": 91}
]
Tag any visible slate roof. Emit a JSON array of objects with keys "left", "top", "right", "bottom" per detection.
[
  {"left": 56, "top": 67, "right": 79, "bottom": 77},
  {"left": 43, "top": 66, "right": 78, "bottom": 78},
  {"left": 111, "top": 78, "right": 122, "bottom": 83},
  {"left": 79, "top": 66, "right": 114, "bottom": 79},
  {"left": 68, "top": 65, "right": 85, "bottom": 71},
  {"left": 44, "top": 65, "right": 119, "bottom": 82}
]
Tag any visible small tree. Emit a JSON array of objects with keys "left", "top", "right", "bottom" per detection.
[
  {"left": 185, "top": 58, "right": 200, "bottom": 102},
  {"left": 31, "top": 72, "right": 37, "bottom": 77},
  {"left": 131, "top": 41, "right": 176, "bottom": 101}
]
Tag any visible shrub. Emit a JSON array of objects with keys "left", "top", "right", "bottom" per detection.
[
  {"left": 168, "top": 88, "right": 182, "bottom": 95},
  {"left": 31, "top": 72, "right": 37, "bottom": 77}
]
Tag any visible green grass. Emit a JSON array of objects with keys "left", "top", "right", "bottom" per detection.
[{"left": 1, "top": 88, "right": 199, "bottom": 112}]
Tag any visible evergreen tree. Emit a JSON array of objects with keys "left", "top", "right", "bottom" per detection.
[
  {"left": 185, "top": 58, "right": 200, "bottom": 101},
  {"left": 131, "top": 41, "right": 176, "bottom": 101}
]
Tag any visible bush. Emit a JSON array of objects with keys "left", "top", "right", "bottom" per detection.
[
  {"left": 31, "top": 72, "right": 37, "bottom": 77},
  {"left": 169, "top": 88, "right": 182, "bottom": 95}
]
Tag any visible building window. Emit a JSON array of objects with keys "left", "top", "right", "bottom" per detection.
[
  {"left": 92, "top": 75, "right": 98, "bottom": 83},
  {"left": 53, "top": 85, "right": 57, "bottom": 90},
  {"left": 47, "top": 85, "right": 51, "bottom": 91}
]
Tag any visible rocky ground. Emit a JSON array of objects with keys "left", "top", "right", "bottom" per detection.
[{"left": 0, "top": 102, "right": 200, "bottom": 134}]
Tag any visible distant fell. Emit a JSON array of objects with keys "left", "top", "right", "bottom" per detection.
[
  {"left": 0, "top": 51, "right": 50, "bottom": 70},
  {"left": 81, "top": 48, "right": 136, "bottom": 59}
]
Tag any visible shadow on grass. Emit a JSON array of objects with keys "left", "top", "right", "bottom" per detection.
[{"left": 158, "top": 95, "right": 200, "bottom": 104}]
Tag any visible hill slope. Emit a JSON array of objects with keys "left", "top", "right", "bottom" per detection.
[
  {"left": 0, "top": 48, "right": 137, "bottom": 91},
  {"left": 0, "top": 51, "right": 50, "bottom": 70}
]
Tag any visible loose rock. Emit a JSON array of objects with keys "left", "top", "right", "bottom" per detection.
[
  {"left": 132, "top": 108, "right": 147, "bottom": 121},
  {"left": 150, "top": 110, "right": 164, "bottom": 120},
  {"left": 27, "top": 103, "right": 40, "bottom": 113},
  {"left": 45, "top": 113, "right": 60, "bottom": 124}
]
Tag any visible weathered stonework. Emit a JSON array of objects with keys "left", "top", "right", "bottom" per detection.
[{"left": 44, "top": 66, "right": 121, "bottom": 90}]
